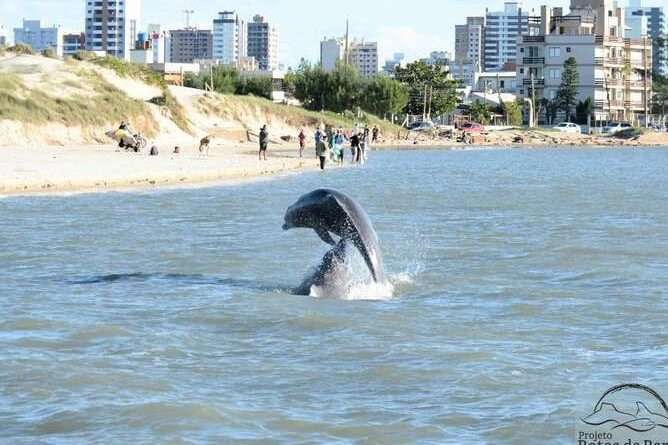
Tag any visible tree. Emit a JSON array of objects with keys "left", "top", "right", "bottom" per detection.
[
  {"left": 575, "top": 97, "right": 594, "bottom": 125},
  {"left": 502, "top": 99, "right": 523, "bottom": 126},
  {"left": 469, "top": 100, "right": 492, "bottom": 124},
  {"left": 235, "top": 77, "right": 273, "bottom": 99},
  {"left": 394, "top": 61, "right": 460, "bottom": 116},
  {"left": 556, "top": 57, "right": 579, "bottom": 122},
  {"left": 361, "top": 75, "right": 409, "bottom": 116}
]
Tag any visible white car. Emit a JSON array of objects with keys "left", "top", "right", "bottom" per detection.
[
  {"left": 603, "top": 122, "right": 632, "bottom": 135},
  {"left": 553, "top": 122, "right": 582, "bottom": 134}
]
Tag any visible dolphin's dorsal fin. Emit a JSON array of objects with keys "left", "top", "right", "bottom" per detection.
[{"left": 315, "top": 228, "right": 337, "bottom": 246}]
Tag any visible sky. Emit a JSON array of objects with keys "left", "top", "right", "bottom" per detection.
[{"left": 3, "top": 0, "right": 662, "bottom": 68}]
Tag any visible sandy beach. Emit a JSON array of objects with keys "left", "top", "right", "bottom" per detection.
[{"left": 0, "top": 143, "right": 319, "bottom": 196}]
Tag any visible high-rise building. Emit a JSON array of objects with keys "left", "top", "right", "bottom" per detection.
[
  {"left": 320, "top": 37, "right": 345, "bottom": 72},
  {"left": 484, "top": 2, "right": 529, "bottom": 71},
  {"left": 625, "top": 0, "right": 666, "bottom": 75},
  {"left": 168, "top": 29, "right": 213, "bottom": 63},
  {"left": 247, "top": 15, "right": 279, "bottom": 71},
  {"left": 454, "top": 17, "right": 485, "bottom": 87},
  {"left": 517, "top": 1, "right": 653, "bottom": 124},
  {"left": 85, "top": 0, "right": 141, "bottom": 60},
  {"left": 63, "top": 32, "right": 86, "bottom": 56},
  {"left": 14, "top": 20, "right": 64, "bottom": 56},
  {"left": 147, "top": 25, "right": 168, "bottom": 64},
  {"left": 213, "top": 11, "right": 246, "bottom": 65},
  {"left": 349, "top": 41, "right": 379, "bottom": 77}
]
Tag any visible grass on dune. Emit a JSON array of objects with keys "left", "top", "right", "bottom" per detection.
[{"left": 0, "top": 71, "right": 157, "bottom": 135}]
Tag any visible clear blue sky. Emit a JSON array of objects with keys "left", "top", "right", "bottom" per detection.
[{"left": 14, "top": 0, "right": 663, "bottom": 68}]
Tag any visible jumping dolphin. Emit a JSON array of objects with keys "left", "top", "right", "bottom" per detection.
[{"left": 283, "top": 189, "right": 386, "bottom": 295}]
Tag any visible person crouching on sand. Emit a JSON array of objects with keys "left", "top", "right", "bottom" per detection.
[{"left": 259, "top": 125, "right": 269, "bottom": 161}]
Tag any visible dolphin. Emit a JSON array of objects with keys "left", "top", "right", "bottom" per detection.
[{"left": 283, "top": 189, "right": 386, "bottom": 295}]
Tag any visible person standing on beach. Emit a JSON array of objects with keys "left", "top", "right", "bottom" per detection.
[
  {"left": 298, "top": 129, "right": 306, "bottom": 158},
  {"left": 314, "top": 128, "right": 324, "bottom": 158},
  {"left": 350, "top": 132, "right": 360, "bottom": 163},
  {"left": 316, "top": 138, "right": 329, "bottom": 170},
  {"left": 372, "top": 126, "right": 379, "bottom": 143},
  {"left": 334, "top": 129, "right": 345, "bottom": 166},
  {"left": 259, "top": 125, "right": 269, "bottom": 161}
]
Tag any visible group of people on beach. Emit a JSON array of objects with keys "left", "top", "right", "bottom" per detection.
[{"left": 299, "top": 125, "right": 380, "bottom": 170}]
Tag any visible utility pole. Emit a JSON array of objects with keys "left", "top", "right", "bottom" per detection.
[
  {"left": 422, "top": 83, "right": 428, "bottom": 121},
  {"left": 644, "top": 36, "right": 649, "bottom": 128},
  {"left": 344, "top": 20, "right": 350, "bottom": 67},
  {"left": 531, "top": 72, "right": 536, "bottom": 127},
  {"left": 183, "top": 9, "right": 195, "bottom": 28},
  {"left": 427, "top": 84, "right": 433, "bottom": 120}
]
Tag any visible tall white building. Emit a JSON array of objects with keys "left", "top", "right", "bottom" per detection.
[
  {"left": 247, "top": 15, "right": 279, "bottom": 71},
  {"left": 485, "top": 2, "right": 530, "bottom": 71},
  {"left": 320, "top": 38, "right": 345, "bottom": 71},
  {"left": 85, "top": 0, "right": 141, "bottom": 60},
  {"left": 213, "top": 11, "right": 246, "bottom": 65},
  {"left": 14, "top": 20, "right": 64, "bottom": 56}
]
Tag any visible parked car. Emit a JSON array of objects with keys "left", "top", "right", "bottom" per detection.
[
  {"left": 408, "top": 120, "right": 435, "bottom": 131},
  {"left": 459, "top": 122, "right": 485, "bottom": 143},
  {"left": 553, "top": 122, "right": 582, "bottom": 134},
  {"left": 603, "top": 122, "right": 632, "bottom": 135},
  {"left": 460, "top": 122, "right": 484, "bottom": 133}
]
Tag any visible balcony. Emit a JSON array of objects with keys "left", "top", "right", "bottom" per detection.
[
  {"left": 522, "top": 35, "right": 545, "bottom": 43},
  {"left": 523, "top": 78, "right": 545, "bottom": 87},
  {"left": 522, "top": 57, "right": 545, "bottom": 65}
]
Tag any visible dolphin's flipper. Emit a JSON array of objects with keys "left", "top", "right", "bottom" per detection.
[{"left": 315, "top": 227, "right": 337, "bottom": 246}]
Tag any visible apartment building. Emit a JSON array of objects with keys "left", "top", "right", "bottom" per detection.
[
  {"left": 0, "top": 26, "right": 7, "bottom": 47},
  {"left": 247, "top": 15, "right": 279, "bottom": 71},
  {"left": 85, "top": 0, "right": 141, "bottom": 60},
  {"left": 485, "top": 2, "right": 530, "bottom": 71},
  {"left": 213, "top": 11, "right": 246, "bottom": 65},
  {"left": 349, "top": 41, "right": 379, "bottom": 77},
  {"left": 14, "top": 20, "right": 64, "bottom": 56},
  {"left": 63, "top": 32, "right": 86, "bottom": 56},
  {"left": 168, "top": 29, "right": 213, "bottom": 63},
  {"left": 516, "top": 0, "right": 653, "bottom": 123},
  {"left": 625, "top": 0, "right": 666, "bottom": 75}
]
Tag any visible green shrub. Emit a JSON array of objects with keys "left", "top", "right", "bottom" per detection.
[
  {"left": 7, "top": 43, "right": 35, "bottom": 55},
  {"left": 41, "top": 48, "right": 58, "bottom": 59},
  {"left": 72, "top": 50, "right": 97, "bottom": 61}
]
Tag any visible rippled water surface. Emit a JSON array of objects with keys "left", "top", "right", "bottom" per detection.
[{"left": 2, "top": 148, "right": 668, "bottom": 444}]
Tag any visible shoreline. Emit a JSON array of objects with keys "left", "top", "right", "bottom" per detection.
[{"left": 1, "top": 141, "right": 667, "bottom": 198}]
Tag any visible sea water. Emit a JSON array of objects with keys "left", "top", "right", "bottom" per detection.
[{"left": 1, "top": 148, "right": 668, "bottom": 444}]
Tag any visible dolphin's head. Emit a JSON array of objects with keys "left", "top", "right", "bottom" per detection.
[{"left": 283, "top": 189, "right": 335, "bottom": 232}]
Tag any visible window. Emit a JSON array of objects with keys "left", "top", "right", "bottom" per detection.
[
  {"left": 549, "top": 47, "right": 561, "bottom": 57},
  {"left": 550, "top": 68, "right": 560, "bottom": 79}
]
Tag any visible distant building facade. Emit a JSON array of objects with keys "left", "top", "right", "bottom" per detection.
[
  {"left": 517, "top": 1, "right": 653, "bottom": 124},
  {"left": 420, "top": 51, "right": 452, "bottom": 68},
  {"left": 213, "top": 11, "right": 247, "bottom": 65},
  {"left": 63, "top": 32, "right": 86, "bottom": 56},
  {"left": 85, "top": 0, "right": 141, "bottom": 60},
  {"left": 349, "top": 41, "right": 378, "bottom": 77},
  {"left": 454, "top": 16, "right": 485, "bottom": 86},
  {"left": 0, "top": 26, "right": 7, "bottom": 47},
  {"left": 383, "top": 52, "right": 405, "bottom": 75},
  {"left": 168, "top": 29, "right": 213, "bottom": 63},
  {"left": 320, "top": 37, "right": 345, "bottom": 72},
  {"left": 247, "top": 15, "right": 279, "bottom": 71},
  {"left": 625, "top": 0, "right": 666, "bottom": 75},
  {"left": 484, "top": 2, "right": 530, "bottom": 71},
  {"left": 14, "top": 20, "right": 63, "bottom": 56}
]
